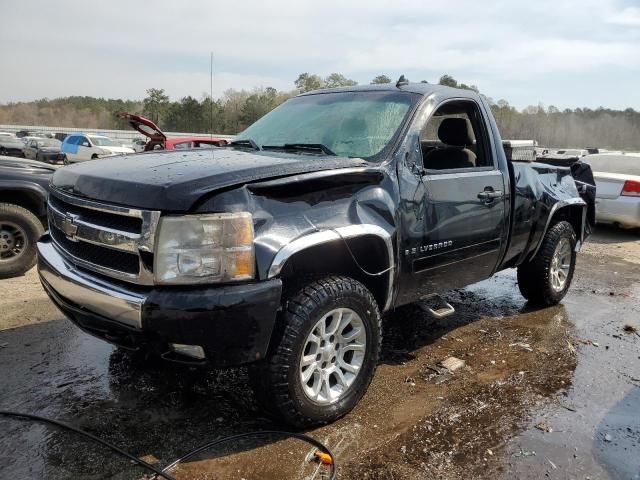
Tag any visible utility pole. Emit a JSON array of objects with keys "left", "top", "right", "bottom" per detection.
[{"left": 210, "top": 52, "right": 214, "bottom": 137}]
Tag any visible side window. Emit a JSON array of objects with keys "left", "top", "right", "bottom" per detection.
[
  {"left": 419, "top": 100, "right": 492, "bottom": 171},
  {"left": 79, "top": 137, "right": 90, "bottom": 147}
]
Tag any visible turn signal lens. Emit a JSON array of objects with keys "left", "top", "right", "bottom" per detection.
[{"left": 621, "top": 180, "right": 640, "bottom": 197}]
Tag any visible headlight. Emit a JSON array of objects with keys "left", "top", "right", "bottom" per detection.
[{"left": 154, "top": 212, "right": 254, "bottom": 284}]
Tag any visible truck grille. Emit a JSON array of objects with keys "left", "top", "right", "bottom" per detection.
[{"left": 47, "top": 188, "right": 160, "bottom": 284}]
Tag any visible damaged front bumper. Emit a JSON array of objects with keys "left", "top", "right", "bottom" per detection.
[{"left": 37, "top": 234, "right": 282, "bottom": 366}]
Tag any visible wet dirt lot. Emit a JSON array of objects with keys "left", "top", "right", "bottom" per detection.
[{"left": 0, "top": 226, "right": 638, "bottom": 480}]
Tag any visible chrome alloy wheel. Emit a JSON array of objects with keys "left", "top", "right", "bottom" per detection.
[
  {"left": 0, "top": 221, "right": 26, "bottom": 261},
  {"left": 550, "top": 237, "right": 572, "bottom": 292},
  {"left": 299, "top": 308, "right": 367, "bottom": 405}
]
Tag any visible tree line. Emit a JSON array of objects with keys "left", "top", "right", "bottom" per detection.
[{"left": 1, "top": 74, "right": 639, "bottom": 150}]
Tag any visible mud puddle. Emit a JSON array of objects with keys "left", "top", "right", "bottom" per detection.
[{"left": 1, "top": 236, "right": 638, "bottom": 479}]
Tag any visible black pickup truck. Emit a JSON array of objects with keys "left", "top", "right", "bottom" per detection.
[
  {"left": 37, "top": 83, "right": 594, "bottom": 427},
  {"left": 0, "top": 157, "right": 52, "bottom": 277}
]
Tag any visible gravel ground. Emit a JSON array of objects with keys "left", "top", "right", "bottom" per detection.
[{"left": 0, "top": 226, "right": 638, "bottom": 479}]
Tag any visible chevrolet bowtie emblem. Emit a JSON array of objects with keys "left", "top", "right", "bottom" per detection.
[{"left": 61, "top": 214, "right": 79, "bottom": 241}]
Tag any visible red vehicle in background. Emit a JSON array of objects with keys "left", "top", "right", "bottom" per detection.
[{"left": 117, "top": 112, "right": 227, "bottom": 151}]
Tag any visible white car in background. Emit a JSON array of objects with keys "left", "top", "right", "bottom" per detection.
[
  {"left": 61, "top": 132, "right": 135, "bottom": 164},
  {"left": 583, "top": 154, "right": 640, "bottom": 229}
]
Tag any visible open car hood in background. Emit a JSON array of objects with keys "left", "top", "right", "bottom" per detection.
[{"left": 117, "top": 112, "right": 166, "bottom": 142}]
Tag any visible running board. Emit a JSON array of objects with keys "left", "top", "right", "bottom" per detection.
[{"left": 422, "top": 294, "right": 455, "bottom": 318}]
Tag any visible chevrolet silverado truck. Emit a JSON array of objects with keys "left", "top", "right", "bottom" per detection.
[
  {"left": 37, "top": 82, "right": 595, "bottom": 427},
  {"left": 0, "top": 156, "right": 53, "bottom": 277}
]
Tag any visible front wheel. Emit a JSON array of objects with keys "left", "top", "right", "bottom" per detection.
[
  {"left": 250, "top": 276, "right": 381, "bottom": 428},
  {"left": 517, "top": 220, "right": 577, "bottom": 306},
  {"left": 0, "top": 203, "right": 44, "bottom": 278}
]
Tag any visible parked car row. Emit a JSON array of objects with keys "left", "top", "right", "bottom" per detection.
[
  {"left": 117, "top": 112, "right": 226, "bottom": 151},
  {"left": 60, "top": 133, "right": 135, "bottom": 163}
]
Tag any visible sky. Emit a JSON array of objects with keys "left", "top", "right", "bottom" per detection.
[{"left": 1, "top": 0, "right": 639, "bottom": 110}]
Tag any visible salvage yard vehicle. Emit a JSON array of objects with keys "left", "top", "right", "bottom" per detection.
[
  {"left": 117, "top": 112, "right": 226, "bottom": 151},
  {"left": 37, "top": 82, "right": 595, "bottom": 427},
  {"left": 60, "top": 133, "right": 135, "bottom": 163},
  {"left": 0, "top": 135, "right": 26, "bottom": 158},
  {"left": 0, "top": 156, "right": 54, "bottom": 277},
  {"left": 23, "top": 138, "right": 65, "bottom": 164},
  {"left": 583, "top": 154, "right": 640, "bottom": 229}
]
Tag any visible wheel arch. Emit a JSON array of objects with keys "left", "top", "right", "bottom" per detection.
[
  {"left": 267, "top": 225, "right": 395, "bottom": 312},
  {"left": 531, "top": 199, "right": 586, "bottom": 259},
  {"left": 0, "top": 183, "right": 48, "bottom": 218}
]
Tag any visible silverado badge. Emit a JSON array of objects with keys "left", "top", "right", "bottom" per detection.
[{"left": 405, "top": 240, "right": 453, "bottom": 256}]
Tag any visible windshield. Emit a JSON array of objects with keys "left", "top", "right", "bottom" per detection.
[
  {"left": 37, "top": 139, "right": 60, "bottom": 147},
  {"left": 236, "top": 91, "right": 418, "bottom": 160},
  {"left": 89, "top": 136, "right": 117, "bottom": 146}
]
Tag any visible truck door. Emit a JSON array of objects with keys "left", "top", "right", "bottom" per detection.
[{"left": 396, "top": 98, "right": 506, "bottom": 305}]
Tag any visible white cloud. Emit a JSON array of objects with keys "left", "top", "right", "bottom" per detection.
[
  {"left": 0, "top": 0, "right": 638, "bottom": 109},
  {"left": 607, "top": 6, "right": 640, "bottom": 26}
]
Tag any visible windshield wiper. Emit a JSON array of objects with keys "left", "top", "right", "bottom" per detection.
[
  {"left": 229, "top": 139, "right": 260, "bottom": 150},
  {"left": 261, "top": 143, "right": 337, "bottom": 156}
]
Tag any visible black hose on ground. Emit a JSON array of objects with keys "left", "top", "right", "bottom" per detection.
[
  {"left": 0, "top": 410, "right": 176, "bottom": 480},
  {"left": 0, "top": 410, "right": 337, "bottom": 480},
  {"left": 158, "top": 430, "right": 337, "bottom": 480}
]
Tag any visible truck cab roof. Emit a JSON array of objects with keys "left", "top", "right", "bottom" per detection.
[{"left": 299, "top": 82, "right": 481, "bottom": 100}]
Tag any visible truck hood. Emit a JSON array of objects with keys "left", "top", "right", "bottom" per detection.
[
  {"left": 52, "top": 148, "right": 368, "bottom": 211},
  {"left": 116, "top": 112, "right": 166, "bottom": 142}
]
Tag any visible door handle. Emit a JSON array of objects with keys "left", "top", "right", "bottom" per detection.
[{"left": 477, "top": 189, "right": 503, "bottom": 201}]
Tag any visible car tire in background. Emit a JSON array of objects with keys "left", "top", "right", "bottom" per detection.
[
  {"left": 0, "top": 203, "right": 45, "bottom": 278},
  {"left": 517, "top": 220, "right": 577, "bottom": 306},
  {"left": 249, "top": 276, "right": 381, "bottom": 428}
]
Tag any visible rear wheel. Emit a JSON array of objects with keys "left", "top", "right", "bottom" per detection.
[
  {"left": 0, "top": 203, "right": 44, "bottom": 278},
  {"left": 517, "top": 220, "right": 576, "bottom": 305},
  {"left": 250, "top": 276, "right": 381, "bottom": 428}
]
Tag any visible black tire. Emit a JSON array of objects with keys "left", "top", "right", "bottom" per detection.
[
  {"left": 91, "top": 154, "right": 99, "bottom": 160},
  {"left": 250, "top": 276, "right": 382, "bottom": 428},
  {"left": 0, "top": 203, "right": 44, "bottom": 278},
  {"left": 517, "top": 220, "right": 577, "bottom": 306}
]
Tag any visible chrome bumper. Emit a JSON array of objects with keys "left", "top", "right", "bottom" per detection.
[{"left": 37, "top": 235, "right": 146, "bottom": 329}]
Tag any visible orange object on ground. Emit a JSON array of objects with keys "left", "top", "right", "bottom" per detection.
[{"left": 314, "top": 451, "right": 333, "bottom": 465}]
